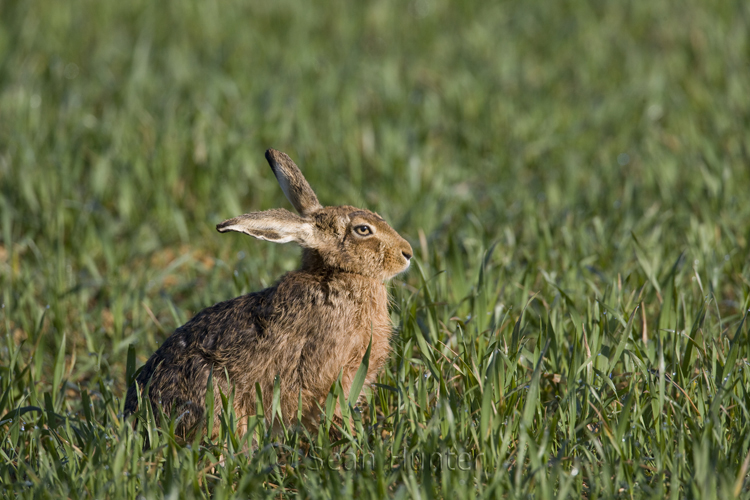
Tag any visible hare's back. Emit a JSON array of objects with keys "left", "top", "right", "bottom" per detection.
[
  {"left": 125, "top": 288, "right": 274, "bottom": 413},
  {"left": 179, "top": 288, "right": 275, "bottom": 357}
]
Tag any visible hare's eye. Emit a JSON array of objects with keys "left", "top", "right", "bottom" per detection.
[{"left": 354, "top": 225, "right": 373, "bottom": 236}]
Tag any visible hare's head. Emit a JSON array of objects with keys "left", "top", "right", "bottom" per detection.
[{"left": 217, "top": 149, "right": 413, "bottom": 280}]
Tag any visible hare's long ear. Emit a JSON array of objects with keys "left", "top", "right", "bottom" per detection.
[
  {"left": 265, "top": 149, "right": 323, "bottom": 217},
  {"left": 216, "top": 208, "right": 318, "bottom": 246}
]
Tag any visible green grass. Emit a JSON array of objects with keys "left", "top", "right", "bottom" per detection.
[{"left": 2, "top": 0, "right": 750, "bottom": 497}]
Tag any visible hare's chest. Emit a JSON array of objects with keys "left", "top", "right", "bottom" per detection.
[{"left": 359, "top": 309, "right": 393, "bottom": 380}]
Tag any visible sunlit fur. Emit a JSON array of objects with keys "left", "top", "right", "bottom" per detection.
[{"left": 124, "top": 149, "right": 413, "bottom": 438}]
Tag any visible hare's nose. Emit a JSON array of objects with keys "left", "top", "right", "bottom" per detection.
[{"left": 400, "top": 240, "right": 413, "bottom": 263}]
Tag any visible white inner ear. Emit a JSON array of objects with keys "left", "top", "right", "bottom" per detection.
[
  {"left": 222, "top": 220, "right": 314, "bottom": 245},
  {"left": 293, "top": 222, "right": 315, "bottom": 245},
  {"left": 256, "top": 232, "right": 296, "bottom": 244},
  {"left": 274, "top": 220, "right": 315, "bottom": 244},
  {"left": 275, "top": 173, "right": 295, "bottom": 208}
]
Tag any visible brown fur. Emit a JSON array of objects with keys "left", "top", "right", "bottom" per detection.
[{"left": 124, "top": 149, "right": 412, "bottom": 438}]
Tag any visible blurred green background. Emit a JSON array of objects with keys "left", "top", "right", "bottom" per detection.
[{"left": 1, "top": 0, "right": 750, "bottom": 497}]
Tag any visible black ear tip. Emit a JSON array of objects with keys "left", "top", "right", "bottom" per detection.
[
  {"left": 265, "top": 148, "right": 286, "bottom": 164},
  {"left": 265, "top": 149, "right": 293, "bottom": 170},
  {"left": 216, "top": 220, "right": 231, "bottom": 232}
]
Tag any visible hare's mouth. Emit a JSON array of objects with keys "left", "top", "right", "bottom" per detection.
[{"left": 383, "top": 253, "right": 412, "bottom": 279}]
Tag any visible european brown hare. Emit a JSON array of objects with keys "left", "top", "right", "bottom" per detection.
[{"left": 124, "top": 149, "right": 413, "bottom": 438}]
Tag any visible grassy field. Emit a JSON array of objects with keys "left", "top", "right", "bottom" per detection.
[{"left": 2, "top": 0, "right": 750, "bottom": 497}]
